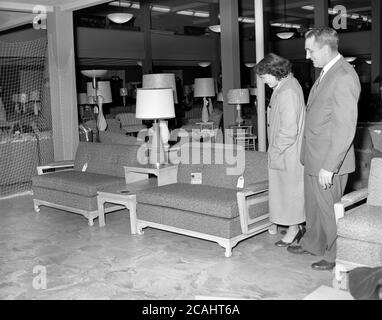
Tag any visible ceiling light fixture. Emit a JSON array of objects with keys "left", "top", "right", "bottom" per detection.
[
  {"left": 208, "top": 24, "right": 221, "bottom": 33},
  {"left": 345, "top": 57, "right": 357, "bottom": 63},
  {"left": 198, "top": 62, "right": 211, "bottom": 67},
  {"left": 244, "top": 62, "right": 256, "bottom": 68},
  {"left": 276, "top": 0, "right": 295, "bottom": 40},
  {"left": 151, "top": 5, "right": 171, "bottom": 13},
  {"left": 107, "top": 0, "right": 133, "bottom": 24}
]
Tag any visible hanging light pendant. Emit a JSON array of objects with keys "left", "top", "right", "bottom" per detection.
[
  {"left": 107, "top": 0, "right": 133, "bottom": 24},
  {"left": 276, "top": 0, "right": 295, "bottom": 40}
]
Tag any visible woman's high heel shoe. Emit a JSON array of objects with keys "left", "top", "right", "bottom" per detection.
[{"left": 274, "top": 225, "right": 305, "bottom": 247}]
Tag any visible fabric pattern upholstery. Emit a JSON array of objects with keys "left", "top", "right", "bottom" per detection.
[
  {"left": 337, "top": 237, "right": 382, "bottom": 267},
  {"left": 32, "top": 171, "right": 124, "bottom": 197},
  {"left": 367, "top": 158, "right": 382, "bottom": 206},
  {"left": 115, "top": 113, "right": 142, "bottom": 126},
  {"left": 137, "top": 202, "right": 268, "bottom": 238},
  {"left": 137, "top": 184, "right": 239, "bottom": 218},
  {"left": 73, "top": 142, "right": 141, "bottom": 177},
  {"left": 337, "top": 204, "right": 382, "bottom": 243}
]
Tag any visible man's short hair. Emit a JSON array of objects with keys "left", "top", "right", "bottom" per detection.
[
  {"left": 254, "top": 53, "right": 291, "bottom": 80},
  {"left": 305, "top": 27, "right": 339, "bottom": 51}
]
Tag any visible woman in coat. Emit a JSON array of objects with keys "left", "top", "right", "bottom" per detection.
[{"left": 255, "top": 53, "right": 306, "bottom": 246}]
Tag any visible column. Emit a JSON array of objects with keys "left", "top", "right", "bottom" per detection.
[
  {"left": 141, "top": 2, "right": 153, "bottom": 75},
  {"left": 220, "top": 0, "right": 240, "bottom": 129},
  {"left": 371, "top": 0, "right": 382, "bottom": 98},
  {"left": 47, "top": 7, "right": 78, "bottom": 161},
  {"left": 209, "top": 3, "right": 221, "bottom": 84},
  {"left": 254, "top": 0, "right": 266, "bottom": 152}
]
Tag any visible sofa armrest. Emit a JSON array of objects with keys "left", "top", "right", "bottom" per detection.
[
  {"left": 37, "top": 160, "right": 74, "bottom": 175},
  {"left": 240, "top": 181, "right": 269, "bottom": 197},
  {"left": 334, "top": 188, "right": 368, "bottom": 222},
  {"left": 237, "top": 182, "right": 269, "bottom": 234}
]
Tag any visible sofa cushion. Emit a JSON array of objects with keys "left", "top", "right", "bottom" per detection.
[
  {"left": 136, "top": 183, "right": 239, "bottom": 218},
  {"left": 243, "top": 150, "right": 268, "bottom": 187},
  {"left": 32, "top": 171, "right": 124, "bottom": 197},
  {"left": 337, "top": 204, "right": 382, "bottom": 244},
  {"left": 337, "top": 237, "right": 382, "bottom": 267},
  {"left": 74, "top": 142, "right": 142, "bottom": 177}
]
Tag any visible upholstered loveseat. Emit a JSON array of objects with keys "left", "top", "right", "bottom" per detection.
[
  {"left": 32, "top": 142, "right": 146, "bottom": 225},
  {"left": 134, "top": 143, "right": 271, "bottom": 257}
]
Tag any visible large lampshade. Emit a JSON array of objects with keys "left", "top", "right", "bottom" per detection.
[
  {"left": 142, "top": 73, "right": 178, "bottom": 104},
  {"left": 227, "top": 89, "right": 250, "bottom": 104},
  {"left": 81, "top": 69, "right": 108, "bottom": 78},
  {"left": 194, "top": 78, "right": 215, "bottom": 97},
  {"left": 87, "top": 81, "right": 113, "bottom": 103},
  {"left": 77, "top": 93, "right": 88, "bottom": 105},
  {"left": 136, "top": 88, "right": 175, "bottom": 120}
]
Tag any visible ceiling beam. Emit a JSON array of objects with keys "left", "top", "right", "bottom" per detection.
[
  {"left": 0, "top": 14, "right": 34, "bottom": 32},
  {"left": 60, "top": 0, "right": 111, "bottom": 11},
  {"left": 0, "top": 2, "right": 53, "bottom": 13}
]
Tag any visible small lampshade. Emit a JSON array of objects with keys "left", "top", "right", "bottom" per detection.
[
  {"left": 216, "top": 92, "right": 224, "bottom": 102},
  {"left": 78, "top": 93, "right": 88, "bottom": 105},
  {"left": 81, "top": 70, "right": 108, "bottom": 78},
  {"left": 87, "top": 81, "right": 113, "bottom": 104},
  {"left": 227, "top": 89, "right": 250, "bottom": 104},
  {"left": 142, "top": 73, "right": 178, "bottom": 104},
  {"left": 30, "top": 90, "right": 40, "bottom": 101},
  {"left": 19, "top": 93, "right": 28, "bottom": 103},
  {"left": 249, "top": 88, "right": 258, "bottom": 96},
  {"left": 194, "top": 78, "right": 215, "bottom": 98},
  {"left": 136, "top": 88, "right": 175, "bottom": 120},
  {"left": 120, "top": 87, "right": 128, "bottom": 96}
]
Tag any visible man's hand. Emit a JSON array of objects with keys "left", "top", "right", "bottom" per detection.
[{"left": 318, "top": 169, "right": 334, "bottom": 189}]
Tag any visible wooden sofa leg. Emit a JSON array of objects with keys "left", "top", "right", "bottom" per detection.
[
  {"left": 33, "top": 200, "right": 40, "bottom": 213},
  {"left": 332, "top": 264, "right": 349, "bottom": 290},
  {"left": 88, "top": 217, "right": 94, "bottom": 226}
]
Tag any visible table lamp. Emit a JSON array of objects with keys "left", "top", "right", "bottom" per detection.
[
  {"left": 87, "top": 81, "right": 112, "bottom": 131},
  {"left": 19, "top": 93, "right": 28, "bottom": 114},
  {"left": 136, "top": 88, "right": 175, "bottom": 166},
  {"left": 120, "top": 87, "right": 128, "bottom": 107},
  {"left": 227, "top": 88, "right": 250, "bottom": 126},
  {"left": 30, "top": 90, "right": 41, "bottom": 115},
  {"left": 194, "top": 78, "right": 215, "bottom": 122},
  {"left": 142, "top": 73, "right": 178, "bottom": 149}
]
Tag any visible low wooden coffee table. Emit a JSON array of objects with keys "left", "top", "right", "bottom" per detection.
[
  {"left": 97, "top": 179, "right": 156, "bottom": 232},
  {"left": 124, "top": 163, "right": 178, "bottom": 186}
]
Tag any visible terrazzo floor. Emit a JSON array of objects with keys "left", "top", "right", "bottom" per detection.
[{"left": 0, "top": 193, "right": 333, "bottom": 300}]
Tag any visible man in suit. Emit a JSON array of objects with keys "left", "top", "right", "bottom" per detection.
[{"left": 287, "top": 27, "right": 361, "bottom": 271}]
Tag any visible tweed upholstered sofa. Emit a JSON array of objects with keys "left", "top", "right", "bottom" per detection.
[
  {"left": 135, "top": 143, "right": 271, "bottom": 257},
  {"left": 32, "top": 142, "right": 146, "bottom": 226},
  {"left": 333, "top": 158, "right": 382, "bottom": 288}
]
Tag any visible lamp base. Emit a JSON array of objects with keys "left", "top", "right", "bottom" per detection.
[{"left": 149, "top": 121, "right": 167, "bottom": 165}]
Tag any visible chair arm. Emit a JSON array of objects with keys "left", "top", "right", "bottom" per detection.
[
  {"left": 334, "top": 188, "right": 368, "bottom": 222},
  {"left": 237, "top": 184, "right": 269, "bottom": 234},
  {"left": 239, "top": 181, "right": 269, "bottom": 197},
  {"left": 37, "top": 160, "right": 74, "bottom": 175}
]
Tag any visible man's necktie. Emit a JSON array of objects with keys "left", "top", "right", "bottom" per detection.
[{"left": 317, "top": 69, "right": 324, "bottom": 84}]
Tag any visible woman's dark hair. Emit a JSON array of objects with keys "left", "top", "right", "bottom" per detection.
[{"left": 254, "top": 53, "right": 292, "bottom": 80}]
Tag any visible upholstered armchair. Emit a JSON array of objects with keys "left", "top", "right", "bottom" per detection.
[{"left": 333, "top": 157, "right": 382, "bottom": 289}]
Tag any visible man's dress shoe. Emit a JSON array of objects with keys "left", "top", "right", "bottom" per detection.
[
  {"left": 311, "top": 259, "right": 336, "bottom": 271},
  {"left": 286, "top": 245, "right": 311, "bottom": 255}
]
